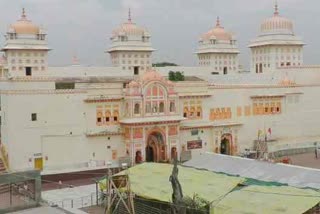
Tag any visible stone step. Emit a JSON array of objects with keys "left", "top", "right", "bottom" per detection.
[{"left": 0, "top": 184, "right": 9, "bottom": 194}]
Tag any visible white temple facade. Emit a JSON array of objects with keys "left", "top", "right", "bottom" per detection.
[
  {"left": 196, "top": 17, "right": 240, "bottom": 74},
  {"left": 1, "top": 5, "right": 320, "bottom": 175},
  {"left": 249, "top": 4, "right": 304, "bottom": 73}
]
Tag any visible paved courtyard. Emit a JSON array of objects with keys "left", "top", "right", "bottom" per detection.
[{"left": 42, "top": 184, "right": 97, "bottom": 209}]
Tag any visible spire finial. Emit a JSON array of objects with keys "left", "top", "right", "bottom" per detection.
[
  {"left": 216, "top": 16, "right": 220, "bottom": 27},
  {"left": 22, "top": 8, "right": 26, "bottom": 19},
  {"left": 128, "top": 8, "right": 132, "bottom": 22},
  {"left": 274, "top": 0, "right": 279, "bottom": 15}
]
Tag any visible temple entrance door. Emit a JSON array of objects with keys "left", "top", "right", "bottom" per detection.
[
  {"left": 220, "top": 134, "right": 232, "bottom": 155},
  {"left": 146, "top": 132, "right": 166, "bottom": 162},
  {"left": 146, "top": 144, "right": 155, "bottom": 162}
]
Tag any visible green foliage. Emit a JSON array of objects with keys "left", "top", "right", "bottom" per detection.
[
  {"left": 183, "top": 194, "right": 210, "bottom": 213},
  {"left": 168, "top": 71, "right": 185, "bottom": 82},
  {"left": 152, "top": 62, "right": 178, "bottom": 67}
]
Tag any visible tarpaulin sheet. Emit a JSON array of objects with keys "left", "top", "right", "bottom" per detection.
[
  {"left": 113, "top": 162, "right": 245, "bottom": 203},
  {"left": 212, "top": 185, "right": 320, "bottom": 214}
]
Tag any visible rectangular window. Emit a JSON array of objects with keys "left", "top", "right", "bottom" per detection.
[
  {"left": 114, "top": 116, "right": 118, "bottom": 122},
  {"left": 26, "top": 67, "right": 32, "bottom": 76},
  {"left": 134, "top": 66, "right": 139, "bottom": 75},
  {"left": 191, "top": 129, "right": 199, "bottom": 136},
  {"left": 31, "top": 113, "right": 37, "bottom": 121},
  {"left": 97, "top": 117, "right": 102, "bottom": 123},
  {"left": 106, "top": 117, "right": 110, "bottom": 122},
  {"left": 55, "top": 82, "right": 75, "bottom": 90}
]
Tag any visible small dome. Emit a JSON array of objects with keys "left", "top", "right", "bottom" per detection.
[
  {"left": 112, "top": 22, "right": 148, "bottom": 37},
  {"left": 10, "top": 9, "right": 40, "bottom": 35},
  {"left": 112, "top": 9, "right": 148, "bottom": 38},
  {"left": 201, "top": 17, "right": 233, "bottom": 41},
  {"left": 129, "top": 80, "right": 139, "bottom": 87},
  {"left": 141, "top": 69, "right": 163, "bottom": 82},
  {"left": 260, "top": 4, "right": 294, "bottom": 35}
]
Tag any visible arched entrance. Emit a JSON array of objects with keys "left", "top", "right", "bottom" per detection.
[
  {"left": 220, "top": 134, "right": 232, "bottom": 155},
  {"left": 145, "top": 131, "right": 166, "bottom": 162}
]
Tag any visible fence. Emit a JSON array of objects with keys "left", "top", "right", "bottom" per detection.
[
  {"left": 45, "top": 192, "right": 105, "bottom": 209},
  {"left": 0, "top": 170, "right": 41, "bottom": 213}
]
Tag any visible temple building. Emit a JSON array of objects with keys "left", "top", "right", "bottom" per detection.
[
  {"left": 196, "top": 17, "right": 240, "bottom": 74},
  {"left": 2, "top": 8, "right": 49, "bottom": 77},
  {"left": 249, "top": 3, "right": 304, "bottom": 73},
  {"left": 1, "top": 4, "right": 320, "bottom": 174},
  {"left": 107, "top": 9, "right": 155, "bottom": 75}
]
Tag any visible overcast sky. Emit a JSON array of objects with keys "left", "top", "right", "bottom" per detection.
[{"left": 0, "top": 0, "right": 319, "bottom": 69}]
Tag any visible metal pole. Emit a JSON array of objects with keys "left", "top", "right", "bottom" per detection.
[
  {"left": 96, "top": 182, "right": 98, "bottom": 206},
  {"left": 9, "top": 183, "right": 12, "bottom": 206},
  {"left": 91, "top": 193, "right": 93, "bottom": 206}
]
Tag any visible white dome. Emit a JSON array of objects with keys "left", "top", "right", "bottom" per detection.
[
  {"left": 10, "top": 9, "right": 40, "bottom": 35},
  {"left": 200, "top": 17, "right": 233, "bottom": 41},
  {"left": 260, "top": 4, "right": 294, "bottom": 35},
  {"left": 111, "top": 10, "right": 149, "bottom": 39}
]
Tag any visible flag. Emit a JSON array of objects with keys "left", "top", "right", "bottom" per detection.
[{"left": 268, "top": 128, "right": 272, "bottom": 135}]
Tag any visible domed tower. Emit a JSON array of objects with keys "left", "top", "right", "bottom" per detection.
[
  {"left": 196, "top": 17, "right": 240, "bottom": 75},
  {"left": 107, "top": 9, "right": 155, "bottom": 75},
  {"left": 2, "top": 9, "right": 50, "bottom": 77},
  {"left": 249, "top": 3, "right": 304, "bottom": 73}
]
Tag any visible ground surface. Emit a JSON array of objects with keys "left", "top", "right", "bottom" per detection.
[
  {"left": 80, "top": 205, "right": 104, "bottom": 214},
  {"left": 288, "top": 152, "right": 320, "bottom": 169},
  {"left": 8, "top": 206, "right": 67, "bottom": 214}
]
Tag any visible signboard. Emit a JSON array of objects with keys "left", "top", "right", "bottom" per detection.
[
  {"left": 180, "top": 151, "right": 192, "bottom": 162},
  {"left": 187, "top": 140, "right": 202, "bottom": 150}
]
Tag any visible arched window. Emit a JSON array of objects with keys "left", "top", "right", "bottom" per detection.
[
  {"left": 145, "top": 84, "right": 167, "bottom": 115},
  {"left": 170, "top": 101, "right": 175, "bottom": 112},
  {"left": 125, "top": 103, "right": 129, "bottom": 117},
  {"left": 183, "top": 107, "right": 188, "bottom": 118},
  {"left": 134, "top": 103, "right": 140, "bottom": 115},
  {"left": 190, "top": 107, "right": 195, "bottom": 118},
  {"left": 96, "top": 111, "right": 103, "bottom": 125},
  {"left": 146, "top": 102, "right": 151, "bottom": 113},
  {"left": 105, "top": 111, "right": 111, "bottom": 123},
  {"left": 197, "top": 107, "right": 202, "bottom": 118},
  {"left": 113, "top": 110, "right": 119, "bottom": 122},
  {"left": 159, "top": 102, "right": 165, "bottom": 113}
]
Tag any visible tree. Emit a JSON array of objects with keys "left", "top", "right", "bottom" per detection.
[
  {"left": 169, "top": 71, "right": 175, "bottom": 81},
  {"left": 168, "top": 71, "right": 185, "bottom": 82},
  {"left": 170, "top": 158, "right": 186, "bottom": 214},
  {"left": 153, "top": 62, "right": 178, "bottom": 67}
]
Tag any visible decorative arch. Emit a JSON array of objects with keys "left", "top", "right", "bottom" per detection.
[
  {"left": 220, "top": 133, "right": 233, "bottom": 155},
  {"left": 144, "top": 82, "right": 168, "bottom": 115},
  {"left": 145, "top": 128, "right": 167, "bottom": 162}
]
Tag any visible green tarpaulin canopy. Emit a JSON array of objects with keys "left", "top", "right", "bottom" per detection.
[
  {"left": 212, "top": 185, "right": 320, "bottom": 214},
  {"left": 114, "top": 163, "right": 245, "bottom": 203}
]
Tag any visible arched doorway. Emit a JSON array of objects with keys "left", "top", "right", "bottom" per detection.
[
  {"left": 220, "top": 134, "right": 232, "bottom": 155},
  {"left": 145, "top": 131, "right": 166, "bottom": 162}
]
